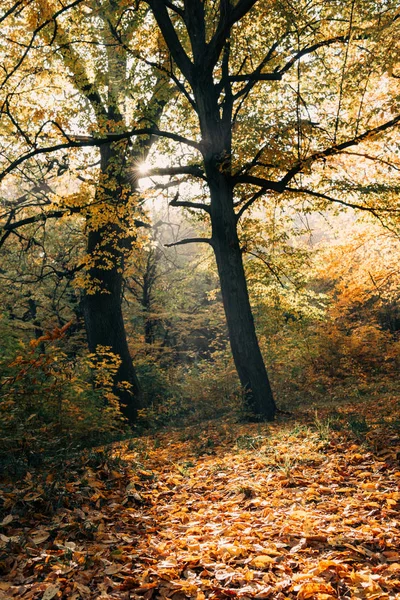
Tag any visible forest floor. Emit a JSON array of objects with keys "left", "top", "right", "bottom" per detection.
[{"left": 1, "top": 394, "right": 400, "bottom": 600}]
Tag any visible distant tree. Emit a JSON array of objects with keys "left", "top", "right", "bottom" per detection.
[{"left": 124, "top": 215, "right": 227, "bottom": 361}]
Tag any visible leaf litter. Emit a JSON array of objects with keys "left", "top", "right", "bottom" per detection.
[{"left": 0, "top": 398, "right": 400, "bottom": 599}]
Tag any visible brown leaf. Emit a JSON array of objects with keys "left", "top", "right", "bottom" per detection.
[
  {"left": 0, "top": 514, "right": 13, "bottom": 526},
  {"left": 41, "top": 585, "right": 60, "bottom": 600},
  {"left": 297, "top": 581, "right": 336, "bottom": 599}
]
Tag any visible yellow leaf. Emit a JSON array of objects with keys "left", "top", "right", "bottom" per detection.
[
  {"left": 251, "top": 555, "right": 275, "bottom": 568},
  {"left": 297, "top": 581, "right": 336, "bottom": 599}
]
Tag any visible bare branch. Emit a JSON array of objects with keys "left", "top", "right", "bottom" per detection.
[
  {"left": 339, "top": 151, "right": 400, "bottom": 172},
  {"left": 277, "top": 36, "right": 347, "bottom": 76},
  {"left": 164, "top": 237, "right": 213, "bottom": 247},
  {"left": 234, "top": 143, "right": 276, "bottom": 177},
  {"left": 229, "top": 36, "right": 283, "bottom": 101},
  {"left": 230, "top": 72, "right": 282, "bottom": 83},
  {"left": 206, "top": 0, "right": 257, "bottom": 68},
  {"left": 245, "top": 250, "right": 286, "bottom": 288},
  {"left": 0, "top": 206, "right": 150, "bottom": 250},
  {"left": 169, "top": 191, "right": 210, "bottom": 213},
  {"left": 163, "top": 1, "right": 184, "bottom": 18},
  {"left": 234, "top": 174, "right": 285, "bottom": 192},
  {"left": 0, "top": 209, "right": 75, "bottom": 249},
  {"left": 235, "top": 188, "right": 271, "bottom": 221},
  {"left": 0, "top": 230, "right": 12, "bottom": 249},
  {"left": 138, "top": 165, "right": 205, "bottom": 179},
  {"left": 280, "top": 113, "right": 400, "bottom": 186},
  {"left": 146, "top": 0, "right": 193, "bottom": 81},
  {"left": 285, "top": 187, "right": 400, "bottom": 214}
]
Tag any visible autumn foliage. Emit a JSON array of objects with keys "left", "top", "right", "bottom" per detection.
[
  {"left": 1, "top": 401, "right": 400, "bottom": 599},
  {"left": 0, "top": 0, "right": 400, "bottom": 596}
]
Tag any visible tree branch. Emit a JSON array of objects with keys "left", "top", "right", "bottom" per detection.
[
  {"left": 206, "top": 0, "right": 257, "bottom": 68},
  {"left": 285, "top": 187, "right": 400, "bottom": 214},
  {"left": 216, "top": 37, "right": 284, "bottom": 101},
  {"left": 1, "top": 0, "right": 85, "bottom": 88},
  {"left": 0, "top": 0, "right": 25, "bottom": 24},
  {"left": 0, "top": 206, "right": 150, "bottom": 250},
  {"left": 234, "top": 111, "right": 400, "bottom": 216},
  {"left": 45, "top": 13, "right": 107, "bottom": 119},
  {"left": 146, "top": 0, "right": 194, "bottom": 82},
  {"left": 339, "top": 151, "right": 400, "bottom": 172},
  {"left": 163, "top": 0, "right": 184, "bottom": 18},
  {"left": 2, "top": 210, "right": 77, "bottom": 233},
  {"left": 230, "top": 72, "right": 282, "bottom": 83},
  {"left": 164, "top": 237, "right": 213, "bottom": 248},
  {"left": 234, "top": 174, "right": 285, "bottom": 192},
  {"left": 277, "top": 35, "right": 347, "bottom": 77},
  {"left": 280, "top": 113, "right": 400, "bottom": 186},
  {"left": 138, "top": 165, "right": 205, "bottom": 179},
  {"left": 235, "top": 188, "right": 272, "bottom": 221},
  {"left": 184, "top": 0, "right": 207, "bottom": 64},
  {"left": 0, "top": 127, "right": 201, "bottom": 182},
  {"left": 246, "top": 250, "right": 286, "bottom": 288},
  {"left": 169, "top": 191, "right": 210, "bottom": 213}
]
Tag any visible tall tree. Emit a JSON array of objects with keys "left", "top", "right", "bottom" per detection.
[
  {"left": 136, "top": 0, "right": 400, "bottom": 419},
  {"left": 0, "top": 0, "right": 172, "bottom": 422}
]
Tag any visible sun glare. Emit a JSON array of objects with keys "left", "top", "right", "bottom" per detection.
[{"left": 136, "top": 162, "right": 151, "bottom": 176}]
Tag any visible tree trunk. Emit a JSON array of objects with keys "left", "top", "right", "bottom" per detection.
[
  {"left": 82, "top": 143, "right": 143, "bottom": 424},
  {"left": 209, "top": 176, "right": 276, "bottom": 421},
  {"left": 82, "top": 225, "right": 143, "bottom": 423},
  {"left": 192, "top": 69, "right": 277, "bottom": 420}
]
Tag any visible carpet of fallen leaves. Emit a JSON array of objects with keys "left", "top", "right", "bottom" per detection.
[{"left": 1, "top": 397, "right": 400, "bottom": 600}]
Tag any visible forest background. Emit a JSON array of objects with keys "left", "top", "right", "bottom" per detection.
[{"left": 0, "top": 0, "right": 400, "bottom": 474}]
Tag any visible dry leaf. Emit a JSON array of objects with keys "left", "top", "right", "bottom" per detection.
[
  {"left": 297, "top": 581, "right": 336, "bottom": 599},
  {"left": 41, "top": 585, "right": 60, "bottom": 600}
]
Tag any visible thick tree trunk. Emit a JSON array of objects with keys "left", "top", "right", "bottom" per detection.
[
  {"left": 191, "top": 69, "right": 277, "bottom": 420},
  {"left": 82, "top": 143, "right": 143, "bottom": 424},
  {"left": 147, "top": 0, "right": 279, "bottom": 419},
  {"left": 82, "top": 226, "right": 143, "bottom": 423},
  {"left": 209, "top": 177, "right": 276, "bottom": 421}
]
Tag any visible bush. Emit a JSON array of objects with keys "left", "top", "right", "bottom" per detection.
[
  {"left": 0, "top": 325, "right": 129, "bottom": 477},
  {"left": 137, "top": 351, "right": 242, "bottom": 428}
]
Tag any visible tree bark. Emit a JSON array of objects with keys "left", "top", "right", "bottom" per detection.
[
  {"left": 82, "top": 219, "right": 143, "bottom": 423},
  {"left": 82, "top": 224, "right": 143, "bottom": 424},
  {"left": 145, "top": 3, "right": 277, "bottom": 419},
  {"left": 209, "top": 176, "right": 276, "bottom": 420}
]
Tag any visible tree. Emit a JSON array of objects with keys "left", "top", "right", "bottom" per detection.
[
  {"left": 136, "top": 0, "right": 400, "bottom": 419},
  {"left": 0, "top": 0, "right": 172, "bottom": 422},
  {"left": 1, "top": 0, "right": 399, "bottom": 421}
]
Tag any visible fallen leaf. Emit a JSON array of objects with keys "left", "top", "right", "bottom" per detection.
[
  {"left": 251, "top": 555, "right": 275, "bottom": 568},
  {"left": 42, "top": 585, "right": 60, "bottom": 600},
  {"left": 0, "top": 514, "right": 13, "bottom": 526},
  {"left": 297, "top": 581, "right": 336, "bottom": 599}
]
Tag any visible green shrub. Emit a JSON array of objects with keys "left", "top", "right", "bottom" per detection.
[{"left": 0, "top": 327, "right": 129, "bottom": 477}]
